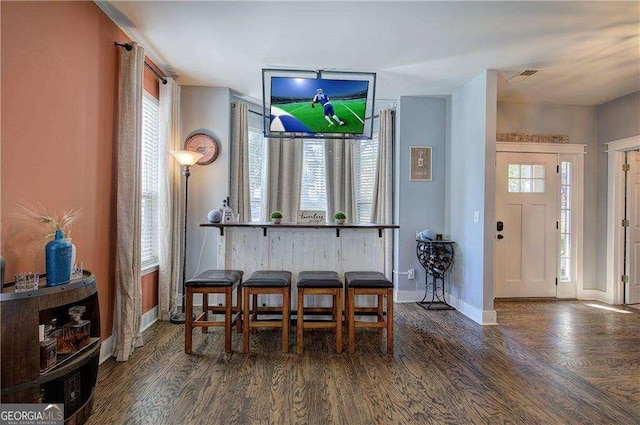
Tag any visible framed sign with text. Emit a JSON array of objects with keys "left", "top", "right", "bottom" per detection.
[
  {"left": 410, "top": 146, "right": 432, "bottom": 181},
  {"left": 297, "top": 210, "right": 326, "bottom": 224}
]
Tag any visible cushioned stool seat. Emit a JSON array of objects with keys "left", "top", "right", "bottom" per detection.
[
  {"left": 344, "top": 271, "right": 394, "bottom": 354},
  {"left": 297, "top": 271, "right": 343, "bottom": 354},
  {"left": 242, "top": 270, "right": 292, "bottom": 353},
  {"left": 185, "top": 269, "right": 243, "bottom": 354}
]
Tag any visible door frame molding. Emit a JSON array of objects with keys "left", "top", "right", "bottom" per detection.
[
  {"left": 496, "top": 142, "right": 586, "bottom": 298},
  {"left": 605, "top": 135, "right": 640, "bottom": 304}
]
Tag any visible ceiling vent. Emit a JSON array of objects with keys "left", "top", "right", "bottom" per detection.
[{"left": 507, "top": 69, "right": 539, "bottom": 82}]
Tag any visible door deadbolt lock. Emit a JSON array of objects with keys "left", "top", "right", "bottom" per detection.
[{"left": 497, "top": 221, "right": 504, "bottom": 231}]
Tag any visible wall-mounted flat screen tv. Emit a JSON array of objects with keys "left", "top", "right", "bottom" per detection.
[{"left": 263, "top": 69, "right": 376, "bottom": 140}]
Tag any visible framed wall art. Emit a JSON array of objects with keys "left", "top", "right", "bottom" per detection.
[{"left": 410, "top": 146, "right": 432, "bottom": 181}]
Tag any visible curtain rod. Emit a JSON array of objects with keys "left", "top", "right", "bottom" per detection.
[{"left": 115, "top": 42, "right": 168, "bottom": 85}]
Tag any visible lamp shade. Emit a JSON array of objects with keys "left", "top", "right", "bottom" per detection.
[{"left": 170, "top": 149, "right": 204, "bottom": 166}]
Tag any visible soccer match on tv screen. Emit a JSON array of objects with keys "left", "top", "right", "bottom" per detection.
[{"left": 269, "top": 77, "right": 369, "bottom": 134}]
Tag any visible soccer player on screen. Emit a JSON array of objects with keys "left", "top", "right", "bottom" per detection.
[{"left": 311, "top": 88, "right": 344, "bottom": 127}]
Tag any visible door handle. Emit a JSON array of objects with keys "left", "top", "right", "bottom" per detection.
[{"left": 497, "top": 234, "right": 504, "bottom": 240}]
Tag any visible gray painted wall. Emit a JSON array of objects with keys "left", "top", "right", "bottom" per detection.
[
  {"left": 596, "top": 91, "right": 640, "bottom": 290},
  {"left": 181, "top": 86, "right": 231, "bottom": 283},
  {"left": 394, "top": 96, "right": 447, "bottom": 297},
  {"left": 447, "top": 70, "right": 497, "bottom": 316},
  {"left": 496, "top": 102, "right": 599, "bottom": 289}
]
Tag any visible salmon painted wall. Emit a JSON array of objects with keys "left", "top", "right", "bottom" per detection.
[{"left": 1, "top": 1, "right": 159, "bottom": 339}]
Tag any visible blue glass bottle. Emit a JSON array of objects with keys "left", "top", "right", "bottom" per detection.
[{"left": 45, "top": 229, "right": 72, "bottom": 286}]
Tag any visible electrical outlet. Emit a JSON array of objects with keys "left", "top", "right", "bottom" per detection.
[
  {"left": 416, "top": 230, "right": 421, "bottom": 239},
  {"left": 408, "top": 268, "right": 415, "bottom": 280}
]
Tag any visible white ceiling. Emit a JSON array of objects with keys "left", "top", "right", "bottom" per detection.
[{"left": 102, "top": 1, "right": 639, "bottom": 106}]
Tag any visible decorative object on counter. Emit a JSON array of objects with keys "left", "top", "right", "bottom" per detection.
[
  {"left": 45, "top": 230, "right": 72, "bottom": 286},
  {"left": 14, "top": 272, "right": 40, "bottom": 292},
  {"left": 169, "top": 149, "right": 204, "bottom": 324},
  {"left": 297, "top": 210, "right": 326, "bottom": 224},
  {"left": 436, "top": 233, "right": 443, "bottom": 241},
  {"left": 185, "top": 132, "right": 219, "bottom": 165},
  {"left": 63, "top": 306, "right": 90, "bottom": 353},
  {"left": 71, "top": 262, "right": 83, "bottom": 280},
  {"left": 419, "top": 229, "right": 435, "bottom": 241},
  {"left": 222, "top": 197, "right": 233, "bottom": 223},
  {"left": 207, "top": 209, "right": 223, "bottom": 223},
  {"left": 39, "top": 324, "right": 57, "bottom": 372},
  {"left": 14, "top": 203, "right": 82, "bottom": 247},
  {"left": 334, "top": 211, "right": 346, "bottom": 225},
  {"left": 271, "top": 211, "right": 283, "bottom": 224}
]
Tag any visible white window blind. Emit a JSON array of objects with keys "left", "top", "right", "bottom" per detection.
[
  {"left": 248, "top": 129, "right": 265, "bottom": 222},
  {"left": 300, "top": 139, "right": 327, "bottom": 211},
  {"left": 141, "top": 92, "right": 160, "bottom": 268},
  {"left": 355, "top": 135, "right": 379, "bottom": 223}
]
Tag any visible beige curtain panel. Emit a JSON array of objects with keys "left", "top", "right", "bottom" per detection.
[
  {"left": 158, "top": 78, "right": 182, "bottom": 321},
  {"left": 324, "top": 139, "right": 357, "bottom": 222},
  {"left": 113, "top": 42, "right": 145, "bottom": 361},
  {"left": 230, "top": 102, "right": 251, "bottom": 222},
  {"left": 264, "top": 137, "right": 303, "bottom": 222},
  {"left": 372, "top": 109, "right": 395, "bottom": 279}
]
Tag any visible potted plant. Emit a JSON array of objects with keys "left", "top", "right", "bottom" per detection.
[
  {"left": 271, "top": 211, "right": 283, "bottom": 224},
  {"left": 334, "top": 212, "right": 346, "bottom": 225}
]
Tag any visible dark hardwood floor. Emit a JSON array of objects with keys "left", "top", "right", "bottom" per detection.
[{"left": 88, "top": 300, "right": 640, "bottom": 424}]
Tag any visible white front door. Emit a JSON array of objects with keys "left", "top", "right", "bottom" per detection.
[
  {"left": 495, "top": 152, "right": 559, "bottom": 298},
  {"left": 626, "top": 151, "right": 640, "bottom": 304}
]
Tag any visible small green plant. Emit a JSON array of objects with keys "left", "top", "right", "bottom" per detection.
[
  {"left": 271, "top": 211, "right": 283, "bottom": 219},
  {"left": 334, "top": 212, "right": 346, "bottom": 220}
]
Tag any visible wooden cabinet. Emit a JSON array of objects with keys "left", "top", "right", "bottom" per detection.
[{"left": 1, "top": 271, "right": 100, "bottom": 425}]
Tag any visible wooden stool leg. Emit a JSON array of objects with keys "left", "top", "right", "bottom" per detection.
[
  {"left": 185, "top": 287, "right": 193, "bottom": 354},
  {"left": 251, "top": 293, "right": 258, "bottom": 334},
  {"left": 377, "top": 293, "right": 384, "bottom": 335},
  {"left": 386, "top": 288, "right": 394, "bottom": 354},
  {"left": 202, "top": 292, "right": 209, "bottom": 334},
  {"left": 282, "top": 288, "right": 290, "bottom": 353},
  {"left": 236, "top": 284, "right": 243, "bottom": 333},
  {"left": 224, "top": 287, "right": 232, "bottom": 353},
  {"left": 297, "top": 288, "right": 304, "bottom": 354},
  {"left": 348, "top": 288, "right": 355, "bottom": 354},
  {"left": 243, "top": 288, "right": 250, "bottom": 354},
  {"left": 336, "top": 289, "right": 342, "bottom": 354}
]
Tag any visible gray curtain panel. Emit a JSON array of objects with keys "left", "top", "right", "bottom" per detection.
[
  {"left": 158, "top": 78, "right": 182, "bottom": 321},
  {"left": 264, "top": 137, "right": 303, "bottom": 222},
  {"left": 324, "top": 139, "right": 357, "bottom": 223},
  {"left": 113, "top": 42, "right": 145, "bottom": 361},
  {"left": 230, "top": 102, "right": 251, "bottom": 222},
  {"left": 372, "top": 109, "right": 394, "bottom": 279}
]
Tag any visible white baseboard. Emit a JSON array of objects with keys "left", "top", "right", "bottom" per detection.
[
  {"left": 99, "top": 335, "right": 114, "bottom": 365},
  {"left": 394, "top": 289, "right": 424, "bottom": 303},
  {"left": 140, "top": 306, "right": 159, "bottom": 333},
  {"left": 395, "top": 290, "right": 497, "bottom": 325},
  {"left": 577, "top": 289, "right": 613, "bottom": 304},
  {"left": 448, "top": 294, "right": 497, "bottom": 325}
]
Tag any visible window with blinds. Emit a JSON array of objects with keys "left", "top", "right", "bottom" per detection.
[
  {"left": 248, "top": 129, "right": 265, "bottom": 222},
  {"left": 141, "top": 92, "right": 160, "bottom": 268},
  {"left": 246, "top": 135, "right": 379, "bottom": 223},
  {"left": 300, "top": 140, "right": 327, "bottom": 211},
  {"left": 355, "top": 135, "right": 379, "bottom": 223}
]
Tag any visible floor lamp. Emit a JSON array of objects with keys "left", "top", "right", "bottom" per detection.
[{"left": 169, "top": 149, "right": 203, "bottom": 324}]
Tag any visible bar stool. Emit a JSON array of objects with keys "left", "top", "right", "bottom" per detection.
[
  {"left": 185, "top": 269, "right": 243, "bottom": 354},
  {"left": 242, "top": 270, "right": 292, "bottom": 353},
  {"left": 344, "top": 271, "right": 394, "bottom": 354},
  {"left": 296, "top": 271, "right": 343, "bottom": 354}
]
